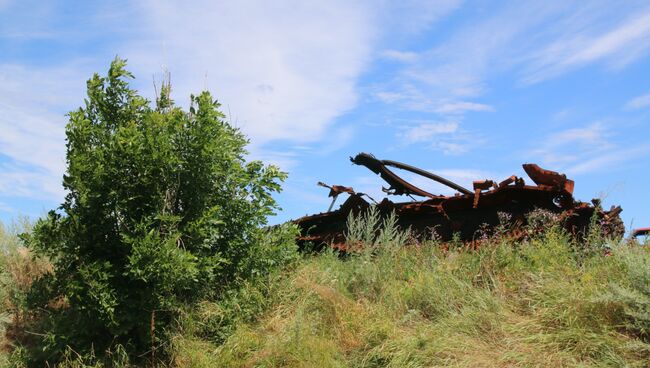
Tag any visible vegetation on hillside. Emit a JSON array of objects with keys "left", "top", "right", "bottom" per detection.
[
  {"left": 167, "top": 210, "right": 650, "bottom": 367},
  {"left": 3, "top": 209, "right": 650, "bottom": 367}
]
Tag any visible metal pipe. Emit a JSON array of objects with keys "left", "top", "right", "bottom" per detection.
[{"left": 382, "top": 159, "right": 473, "bottom": 195}]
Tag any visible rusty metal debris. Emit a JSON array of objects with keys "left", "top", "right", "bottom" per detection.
[
  {"left": 294, "top": 153, "right": 625, "bottom": 250},
  {"left": 632, "top": 228, "right": 650, "bottom": 238}
]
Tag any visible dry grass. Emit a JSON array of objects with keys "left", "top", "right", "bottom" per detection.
[
  {"left": 170, "top": 217, "right": 650, "bottom": 367},
  {"left": 0, "top": 218, "right": 51, "bottom": 366},
  {"left": 2, "top": 213, "right": 649, "bottom": 367}
]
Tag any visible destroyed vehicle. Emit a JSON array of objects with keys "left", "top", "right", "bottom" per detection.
[{"left": 294, "top": 153, "right": 625, "bottom": 251}]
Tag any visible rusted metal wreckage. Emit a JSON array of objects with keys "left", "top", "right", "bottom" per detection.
[
  {"left": 632, "top": 228, "right": 650, "bottom": 239},
  {"left": 294, "top": 153, "right": 624, "bottom": 250}
]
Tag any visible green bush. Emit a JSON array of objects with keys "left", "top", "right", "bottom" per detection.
[
  {"left": 18, "top": 58, "right": 289, "bottom": 365},
  {"left": 179, "top": 223, "right": 300, "bottom": 345}
]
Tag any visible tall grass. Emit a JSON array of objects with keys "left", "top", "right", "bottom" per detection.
[
  {"left": 176, "top": 210, "right": 650, "bottom": 367},
  {"left": 2, "top": 212, "right": 649, "bottom": 367},
  {"left": 1, "top": 218, "right": 53, "bottom": 367}
]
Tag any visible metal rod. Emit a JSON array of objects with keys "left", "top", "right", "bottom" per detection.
[
  {"left": 382, "top": 159, "right": 473, "bottom": 195},
  {"left": 327, "top": 194, "right": 339, "bottom": 212}
]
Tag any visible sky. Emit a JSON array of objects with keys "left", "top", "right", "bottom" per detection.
[{"left": 1, "top": 1, "right": 649, "bottom": 232}]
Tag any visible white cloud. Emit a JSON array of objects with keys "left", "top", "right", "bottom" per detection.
[
  {"left": 375, "top": 0, "right": 464, "bottom": 35},
  {"left": 572, "top": 12, "right": 650, "bottom": 65},
  {"left": 529, "top": 123, "right": 611, "bottom": 166},
  {"left": 251, "top": 150, "right": 298, "bottom": 173},
  {"left": 0, "top": 1, "right": 378, "bottom": 203},
  {"left": 0, "top": 201, "right": 13, "bottom": 213},
  {"left": 381, "top": 50, "right": 419, "bottom": 62},
  {"left": 565, "top": 146, "right": 649, "bottom": 175},
  {"left": 121, "top": 1, "right": 376, "bottom": 146},
  {"left": 527, "top": 122, "right": 646, "bottom": 175},
  {"left": 624, "top": 92, "right": 650, "bottom": 110},
  {"left": 0, "top": 1, "right": 463, "bottom": 205},
  {"left": 0, "top": 62, "right": 92, "bottom": 201},
  {"left": 0, "top": 164, "right": 62, "bottom": 200},
  {"left": 374, "top": 86, "right": 493, "bottom": 115},
  {"left": 399, "top": 122, "right": 458, "bottom": 143},
  {"left": 436, "top": 169, "right": 493, "bottom": 183},
  {"left": 378, "top": 2, "right": 650, "bottom": 115},
  {"left": 524, "top": 8, "right": 650, "bottom": 82},
  {"left": 433, "top": 141, "right": 468, "bottom": 155},
  {"left": 121, "top": 0, "right": 464, "bottom": 147},
  {"left": 396, "top": 121, "right": 480, "bottom": 155},
  {"left": 379, "top": 2, "right": 559, "bottom": 113},
  {"left": 375, "top": 91, "right": 408, "bottom": 104},
  {"left": 548, "top": 122, "right": 611, "bottom": 148},
  {"left": 435, "top": 101, "right": 494, "bottom": 114}
]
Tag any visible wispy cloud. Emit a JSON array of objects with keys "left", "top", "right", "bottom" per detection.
[
  {"left": 376, "top": 2, "right": 558, "bottom": 115},
  {"left": 0, "top": 62, "right": 93, "bottom": 201},
  {"left": 374, "top": 0, "right": 464, "bottom": 35},
  {"left": 380, "top": 50, "right": 419, "bottom": 63},
  {"left": 524, "top": 8, "right": 650, "bottom": 82},
  {"left": 0, "top": 0, "right": 462, "bottom": 205},
  {"left": 122, "top": 0, "right": 463, "bottom": 147},
  {"left": 565, "top": 146, "right": 649, "bottom": 175},
  {"left": 374, "top": 88, "right": 494, "bottom": 116},
  {"left": 397, "top": 121, "right": 479, "bottom": 155},
  {"left": 0, "top": 201, "right": 13, "bottom": 213},
  {"left": 378, "top": 2, "right": 650, "bottom": 116},
  {"left": 0, "top": 165, "right": 62, "bottom": 200},
  {"left": 529, "top": 123, "right": 611, "bottom": 166},
  {"left": 624, "top": 92, "right": 650, "bottom": 110},
  {"left": 435, "top": 101, "right": 494, "bottom": 114},
  {"left": 527, "top": 122, "right": 646, "bottom": 175},
  {"left": 123, "top": 1, "right": 376, "bottom": 146},
  {"left": 399, "top": 122, "right": 459, "bottom": 143}
]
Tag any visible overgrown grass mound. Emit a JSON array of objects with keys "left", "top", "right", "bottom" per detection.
[
  {"left": 173, "top": 212, "right": 650, "bottom": 367},
  {"left": 2, "top": 211, "right": 649, "bottom": 367}
]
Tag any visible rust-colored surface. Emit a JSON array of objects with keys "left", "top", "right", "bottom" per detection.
[
  {"left": 632, "top": 228, "right": 650, "bottom": 238},
  {"left": 523, "top": 163, "right": 575, "bottom": 194},
  {"left": 294, "top": 153, "right": 625, "bottom": 250},
  {"left": 317, "top": 182, "right": 355, "bottom": 197}
]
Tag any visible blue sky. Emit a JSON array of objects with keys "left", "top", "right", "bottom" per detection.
[{"left": 1, "top": 1, "right": 649, "bottom": 231}]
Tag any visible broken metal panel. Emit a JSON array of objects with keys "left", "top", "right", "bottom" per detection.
[
  {"left": 294, "top": 152, "right": 625, "bottom": 250},
  {"left": 317, "top": 181, "right": 356, "bottom": 212},
  {"left": 317, "top": 182, "right": 355, "bottom": 198},
  {"left": 523, "top": 163, "right": 575, "bottom": 194},
  {"left": 632, "top": 228, "right": 650, "bottom": 238}
]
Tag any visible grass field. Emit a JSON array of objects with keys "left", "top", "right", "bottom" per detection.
[
  {"left": 170, "top": 212, "right": 650, "bottom": 367},
  {"left": 2, "top": 212, "right": 649, "bottom": 367}
]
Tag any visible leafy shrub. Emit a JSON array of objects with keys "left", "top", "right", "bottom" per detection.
[
  {"left": 180, "top": 223, "right": 299, "bottom": 345},
  {"left": 18, "top": 58, "right": 288, "bottom": 365}
]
